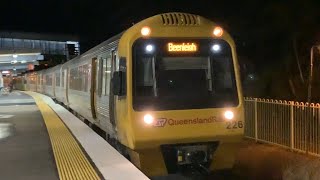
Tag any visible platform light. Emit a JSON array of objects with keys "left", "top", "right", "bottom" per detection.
[
  {"left": 13, "top": 68, "right": 16, "bottom": 71},
  {"left": 145, "top": 44, "right": 154, "bottom": 52},
  {"left": 141, "top": 26, "right": 151, "bottom": 36},
  {"left": 2, "top": 71, "right": 10, "bottom": 74},
  {"left": 144, "top": 114, "right": 154, "bottom": 125},
  {"left": 12, "top": 54, "right": 18, "bottom": 58},
  {"left": 212, "top": 44, "right": 221, "bottom": 52},
  {"left": 11, "top": 60, "right": 17, "bottom": 64},
  {"left": 224, "top": 111, "right": 234, "bottom": 120},
  {"left": 213, "top": 26, "right": 223, "bottom": 37},
  {"left": 21, "top": 60, "right": 27, "bottom": 63}
]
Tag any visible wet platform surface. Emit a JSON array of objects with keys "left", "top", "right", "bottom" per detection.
[
  {"left": 0, "top": 91, "right": 58, "bottom": 180},
  {"left": 0, "top": 91, "right": 148, "bottom": 180}
]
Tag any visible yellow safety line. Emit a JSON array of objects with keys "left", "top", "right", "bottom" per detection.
[{"left": 25, "top": 92, "right": 100, "bottom": 180}]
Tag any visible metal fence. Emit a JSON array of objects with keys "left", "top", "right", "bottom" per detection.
[{"left": 244, "top": 98, "right": 320, "bottom": 157}]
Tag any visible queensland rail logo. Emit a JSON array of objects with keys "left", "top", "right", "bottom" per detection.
[
  {"left": 153, "top": 118, "right": 167, "bottom": 127},
  {"left": 154, "top": 116, "right": 221, "bottom": 127},
  {"left": 167, "top": 116, "right": 220, "bottom": 126}
]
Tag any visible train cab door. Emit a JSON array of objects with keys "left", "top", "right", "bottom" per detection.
[
  {"left": 90, "top": 57, "right": 98, "bottom": 119},
  {"left": 109, "top": 50, "right": 118, "bottom": 126}
]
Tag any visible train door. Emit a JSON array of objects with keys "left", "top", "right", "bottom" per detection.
[
  {"left": 53, "top": 72, "right": 56, "bottom": 97},
  {"left": 95, "top": 56, "right": 105, "bottom": 123},
  {"left": 37, "top": 74, "right": 41, "bottom": 92},
  {"left": 90, "top": 57, "right": 97, "bottom": 119},
  {"left": 64, "top": 68, "right": 69, "bottom": 104}
]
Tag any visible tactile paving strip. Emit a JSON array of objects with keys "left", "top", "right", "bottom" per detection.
[{"left": 26, "top": 92, "right": 100, "bottom": 180}]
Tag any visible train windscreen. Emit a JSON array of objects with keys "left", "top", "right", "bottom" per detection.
[{"left": 133, "top": 38, "right": 238, "bottom": 111}]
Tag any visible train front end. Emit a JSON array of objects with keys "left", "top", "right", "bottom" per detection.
[{"left": 115, "top": 13, "right": 244, "bottom": 176}]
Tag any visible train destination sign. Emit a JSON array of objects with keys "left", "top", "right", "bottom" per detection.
[{"left": 168, "top": 42, "right": 197, "bottom": 52}]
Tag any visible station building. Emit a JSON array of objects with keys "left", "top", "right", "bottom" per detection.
[{"left": 0, "top": 31, "right": 79, "bottom": 88}]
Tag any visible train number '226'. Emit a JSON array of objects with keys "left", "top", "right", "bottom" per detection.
[{"left": 226, "top": 121, "right": 243, "bottom": 129}]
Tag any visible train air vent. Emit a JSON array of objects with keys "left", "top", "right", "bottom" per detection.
[{"left": 161, "top": 13, "right": 200, "bottom": 26}]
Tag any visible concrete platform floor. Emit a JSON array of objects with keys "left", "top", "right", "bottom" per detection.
[{"left": 0, "top": 91, "right": 58, "bottom": 180}]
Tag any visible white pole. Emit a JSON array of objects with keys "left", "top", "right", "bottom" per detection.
[
  {"left": 308, "top": 46, "right": 315, "bottom": 102},
  {"left": 255, "top": 99, "right": 258, "bottom": 142},
  {"left": 0, "top": 72, "right": 3, "bottom": 89},
  {"left": 290, "top": 102, "right": 294, "bottom": 151}
]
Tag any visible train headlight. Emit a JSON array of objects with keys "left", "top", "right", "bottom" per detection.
[
  {"left": 211, "top": 44, "right": 221, "bottom": 52},
  {"left": 141, "top": 26, "right": 151, "bottom": 36},
  {"left": 145, "top": 44, "right": 154, "bottom": 53},
  {"left": 144, "top": 114, "right": 154, "bottom": 125},
  {"left": 213, "top": 26, "right": 223, "bottom": 37},
  {"left": 224, "top": 111, "right": 234, "bottom": 120}
]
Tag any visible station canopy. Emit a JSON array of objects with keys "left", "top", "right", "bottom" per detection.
[{"left": 0, "top": 31, "right": 79, "bottom": 76}]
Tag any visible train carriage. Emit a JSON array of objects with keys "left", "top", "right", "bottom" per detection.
[
  {"left": 25, "top": 12, "right": 244, "bottom": 177},
  {"left": 51, "top": 64, "right": 65, "bottom": 103},
  {"left": 26, "top": 73, "right": 36, "bottom": 91},
  {"left": 43, "top": 66, "right": 60, "bottom": 97}
]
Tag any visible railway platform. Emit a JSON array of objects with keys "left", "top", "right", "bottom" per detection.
[{"left": 0, "top": 91, "right": 148, "bottom": 180}]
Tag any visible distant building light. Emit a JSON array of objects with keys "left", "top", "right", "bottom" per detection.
[
  {"left": 66, "top": 41, "right": 79, "bottom": 44},
  {"left": 248, "top": 74, "right": 255, "bottom": 80}
]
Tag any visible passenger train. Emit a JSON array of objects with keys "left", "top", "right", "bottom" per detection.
[{"left": 22, "top": 12, "right": 244, "bottom": 176}]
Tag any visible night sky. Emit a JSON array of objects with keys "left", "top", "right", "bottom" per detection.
[
  {"left": 1, "top": 0, "right": 318, "bottom": 51},
  {"left": 1, "top": 0, "right": 320, "bottom": 99}
]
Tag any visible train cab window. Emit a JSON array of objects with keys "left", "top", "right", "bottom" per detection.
[
  {"left": 135, "top": 57, "right": 155, "bottom": 96},
  {"left": 133, "top": 38, "right": 238, "bottom": 111}
]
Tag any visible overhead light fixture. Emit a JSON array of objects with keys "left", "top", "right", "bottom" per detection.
[
  {"left": 11, "top": 60, "right": 18, "bottom": 64},
  {"left": 0, "top": 53, "right": 41, "bottom": 57}
]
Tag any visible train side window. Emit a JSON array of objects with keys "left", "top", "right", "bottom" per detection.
[
  {"left": 98, "top": 57, "right": 104, "bottom": 96},
  {"left": 102, "top": 58, "right": 106, "bottom": 96},
  {"left": 83, "top": 64, "right": 89, "bottom": 92},
  {"left": 61, "top": 71, "right": 64, "bottom": 87},
  {"left": 106, "top": 57, "right": 111, "bottom": 95},
  {"left": 56, "top": 72, "right": 60, "bottom": 86}
]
